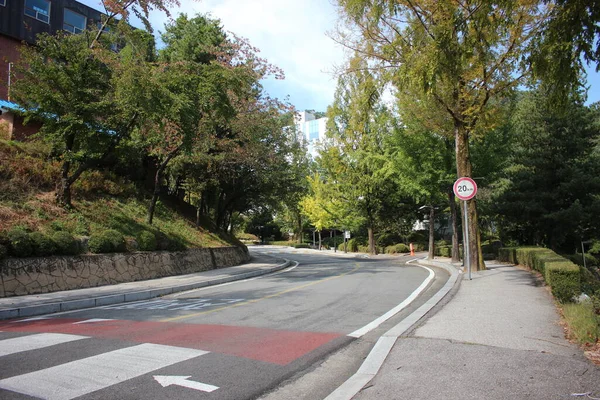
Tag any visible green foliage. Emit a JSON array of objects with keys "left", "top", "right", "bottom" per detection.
[
  {"left": 562, "top": 302, "right": 600, "bottom": 345},
  {"left": 385, "top": 243, "right": 410, "bottom": 254},
  {"left": 89, "top": 230, "right": 126, "bottom": 254},
  {"left": 7, "top": 228, "right": 34, "bottom": 258},
  {"left": 136, "top": 231, "right": 157, "bottom": 251},
  {"left": 52, "top": 231, "right": 79, "bottom": 255},
  {"left": 29, "top": 232, "right": 57, "bottom": 256},
  {"left": 292, "top": 243, "right": 310, "bottom": 249}
]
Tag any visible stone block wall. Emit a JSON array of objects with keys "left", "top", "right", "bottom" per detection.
[{"left": 0, "top": 247, "right": 249, "bottom": 297}]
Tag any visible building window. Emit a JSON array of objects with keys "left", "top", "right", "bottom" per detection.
[
  {"left": 63, "top": 9, "right": 86, "bottom": 34},
  {"left": 308, "top": 120, "right": 319, "bottom": 141},
  {"left": 0, "top": 0, "right": 6, "bottom": 7},
  {"left": 24, "top": 0, "right": 50, "bottom": 23}
]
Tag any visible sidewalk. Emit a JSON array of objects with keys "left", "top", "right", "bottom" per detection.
[
  {"left": 355, "top": 259, "right": 600, "bottom": 400},
  {"left": 0, "top": 253, "right": 290, "bottom": 320}
]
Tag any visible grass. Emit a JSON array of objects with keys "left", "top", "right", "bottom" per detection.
[
  {"left": 0, "top": 139, "right": 233, "bottom": 249},
  {"left": 562, "top": 302, "right": 600, "bottom": 345}
]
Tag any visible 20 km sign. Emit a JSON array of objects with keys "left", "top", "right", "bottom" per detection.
[{"left": 453, "top": 177, "right": 477, "bottom": 201}]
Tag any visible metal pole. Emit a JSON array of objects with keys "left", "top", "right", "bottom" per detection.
[{"left": 464, "top": 200, "right": 471, "bottom": 280}]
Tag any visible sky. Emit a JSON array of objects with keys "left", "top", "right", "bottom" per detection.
[{"left": 81, "top": 0, "right": 599, "bottom": 111}]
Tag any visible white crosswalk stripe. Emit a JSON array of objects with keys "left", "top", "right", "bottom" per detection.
[
  {"left": 0, "top": 333, "right": 88, "bottom": 356},
  {"left": 0, "top": 343, "right": 209, "bottom": 399}
]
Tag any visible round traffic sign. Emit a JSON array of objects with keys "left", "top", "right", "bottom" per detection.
[{"left": 453, "top": 177, "right": 477, "bottom": 201}]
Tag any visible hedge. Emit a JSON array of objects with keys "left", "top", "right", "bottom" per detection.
[
  {"left": 498, "top": 246, "right": 581, "bottom": 302},
  {"left": 89, "top": 230, "right": 126, "bottom": 254},
  {"left": 136, "top": 231, "right": 157, "bottom": 251}
]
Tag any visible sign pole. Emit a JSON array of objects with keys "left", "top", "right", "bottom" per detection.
[
  {"left": 463, "top": 200, "right": 471, "bottom": 280},
  {"left": 453, "top": 177, "right": 477, "bottom": 281}
]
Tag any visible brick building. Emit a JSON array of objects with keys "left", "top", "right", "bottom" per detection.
[{"left": 0, "top": 0, "right": 106, "bottom": 139}]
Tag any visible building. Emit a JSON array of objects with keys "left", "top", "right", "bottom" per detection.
[
  {"left": 0, "top": 0, "right": 106, "bottom": 139},
  {"left": 294, "top": 111, "right": 328, "bottom": 158}
]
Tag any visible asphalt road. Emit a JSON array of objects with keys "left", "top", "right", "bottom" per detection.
[{"left": 0, "top": 247, "right": 448, "bottom": 400}]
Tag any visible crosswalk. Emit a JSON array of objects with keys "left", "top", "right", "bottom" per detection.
[{"left": 0, "top": 330, "right": 215, "bottom": 399}]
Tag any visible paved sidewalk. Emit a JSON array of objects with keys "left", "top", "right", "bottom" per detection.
[
  {"left": 0, "top": 253, "right": 290, "bottom": 320},
  {"left": 355, "top": 259, "right": 600, "bottom": 400}
]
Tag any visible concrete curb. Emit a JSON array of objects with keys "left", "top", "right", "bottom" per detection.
[
  {"left": 0, "top": 259, "right": 292, "bottom": 321},
  {"left": 324, "top": 258, "right": 461, "bottom": 400}
]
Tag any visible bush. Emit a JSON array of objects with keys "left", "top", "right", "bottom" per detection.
[
  {"left": 292, "top": 243, "right": 310, "bottom": 249},
  {"left": 137, "top": 231, "right": 157, "bottom": 251},
  {"left": 88, "top": 230, "right": 126, "bottom": 254},
  {"left": 29, "top": 232, "right": 57, "bottom": 256},
  {"left": 52, "top": 231, "right": 79, "bottom": 255},
  {"left": 546, "top": 262, "right": 581, "bottom": 302},
  {"left": 377, "top": 233, "right": 400, "bottom": 247},
  {"left": 7, "top": 228, "right": 33, "bottom": 257}
]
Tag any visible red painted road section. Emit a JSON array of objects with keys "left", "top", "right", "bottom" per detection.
[{"left": 0, "top": 319, "right": 341, "bottom": 365}]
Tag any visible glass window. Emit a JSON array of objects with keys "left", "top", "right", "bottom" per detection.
[
  {"left": 0, "top": 0, "right": 6, "bottom": 7},
  {"left": 309, "top": 120, "right": 319, "bottom": 141},
  {"left": 24, "top": 0, "right": 50, "bottom": 23},
  {"left": 63, "top": 9, "right": 86, "bottom": 34}
]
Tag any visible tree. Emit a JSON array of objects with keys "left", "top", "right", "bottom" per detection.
[
  {"left": 12, "top": 31, "right": 153, "bottom": 207},
  {"left": 492, "top": 92, "right": 600, "bottom": 251},
  {"left": 335, "top": 0, "right": 559, "bottom": 270},
  {"left": 323, "top": 57, "right": 397, "bottom": 254}
]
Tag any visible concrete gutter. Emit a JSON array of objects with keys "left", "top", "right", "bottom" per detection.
[
  {"left": 0, "top": 259, "right": 292, "bottom": 320},
  {"left": 324, "top": 258, "right": 462, "bottom": 400}
]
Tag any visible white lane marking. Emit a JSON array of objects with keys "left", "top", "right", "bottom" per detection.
[
  {"left": 326, "top": 258, "right": 460, "bottom": 400},
  {"left": 154, "top": 375, "right": 219, "bottom": 392},
  {"left": 0, "top": 333, "right": 88, "bottom": 357},
  {"left": 0, "top": 343, "right": 208, "bottom": 400},
  {"left": 72, "top": 319, "right": 115, "bottom": 324},
  {"left": 348, "top": 266, "right": 435, "bottom": 338}
]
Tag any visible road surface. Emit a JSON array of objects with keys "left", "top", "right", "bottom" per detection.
[{"left": 0, "top": 246, "right": 448, "bottom": 400}]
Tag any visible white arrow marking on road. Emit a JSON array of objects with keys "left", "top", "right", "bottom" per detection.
[{"left": 154, "top": 375, "right": 219, "bottom": 393}]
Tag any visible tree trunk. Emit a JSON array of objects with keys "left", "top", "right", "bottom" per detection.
[
  {"left": 448, "top": 188, "right": 460, "bottom": 262},
  {"left": 455, "top": 122, "right": 485, "bottom": 271},
  {"left": 296, "top": 213, "right": 303, "bottom": 244},
  {"left": 318, "top": 230, "right": 322, "bottom": 250},
  {"left": 428, "top": 206, "right": 435, "bottom": 260},
  {"left": 368, "top": 226, "right": 377, "bottom": 255},
  {"left": 147, "top": 146, "right": 182, "bottom": 225}
]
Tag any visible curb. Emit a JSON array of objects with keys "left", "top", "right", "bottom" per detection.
[
  {"left": 0, "top": 259, "right": 292, "bottom": 321},
  {"left": 324, "top": 257, "right": 461, "bottom": 400}
]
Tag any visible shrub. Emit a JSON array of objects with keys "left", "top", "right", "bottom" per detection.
[
  {"left": 7, "top": 228, "right": 33, "bottom": 257},
  {"left": 0, "top": 244, "right": 7, "bottom": 260},
  {"left": 52, "top": 231, "right": 79, "bottom": 255},
  {"left": 29, "top": 232, "right": 57, "bottom": 256},
  {"left": 137, "top": 231, "right": 157, "bottom": 251},
  {"left": 546, "top": 262, "right": 581, "bottom": 302},
  {"left": 292, "top": 243, "right": 310, "bottom": 249},
  {"left": 377, "top": 233, "right": 400, "bottom": 247},
  {"left": 88, "top": 230, "right": 126, "bottom": 254}
]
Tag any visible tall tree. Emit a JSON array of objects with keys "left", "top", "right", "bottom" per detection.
[{"left": 335, "top": 0, "right": 559, "bottom": 270}]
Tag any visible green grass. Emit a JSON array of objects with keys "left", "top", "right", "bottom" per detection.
[{"left": 562, "top": 302, "right": 600, "bottom": 345}]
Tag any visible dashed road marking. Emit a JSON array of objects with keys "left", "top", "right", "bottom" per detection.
[{"left": 0, "top": 333, "right": 88, "bottom": 356}]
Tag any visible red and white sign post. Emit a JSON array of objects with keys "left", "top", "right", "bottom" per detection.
[{"left": 453, "top": 177, "right": 478, "bottom": 280}]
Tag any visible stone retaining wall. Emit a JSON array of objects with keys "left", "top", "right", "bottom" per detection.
[{"left": 0, "top": 247, "right": 249, "bottom": 297}]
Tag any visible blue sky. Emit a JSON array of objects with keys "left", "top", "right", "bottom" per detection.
[{"left": 81, "top": 0, "right": 599, "bottom": 110}]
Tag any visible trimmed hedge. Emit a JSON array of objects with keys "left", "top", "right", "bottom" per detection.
[
  {"left": 29, "top": 232, "right": 57, "bottom": 256},
  {"left": 498, "top": 246, "right": 581, "bottom": 302},
  {"left": 385, "top": 243, "right": 410, "bottom": 254},
  {"left": 292, "top": 243, "right": 310, "bottom": 249},
  {"left": 7, "top": 228, "right": 33, "bottom": 257},
  {"left": 137, "top": 231, "right": 157, "bottom": 252},
  {"left": 89, "top": 230, "right": 126, "bottom": 254},
  {"left": 52, "top": 231, "right": 79, "bottom": 255}
]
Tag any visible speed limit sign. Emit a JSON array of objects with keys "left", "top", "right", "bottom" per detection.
[{"left": 453, "top": 177, "right": 477, "bottom": 201}]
